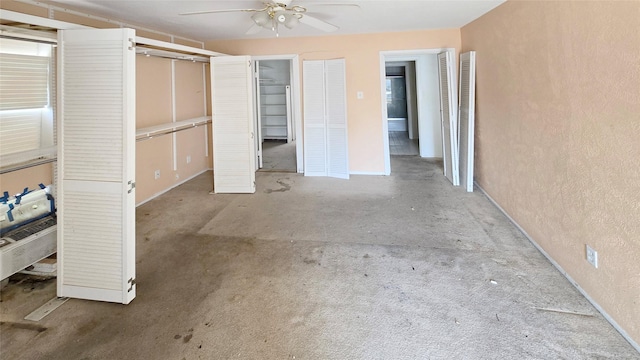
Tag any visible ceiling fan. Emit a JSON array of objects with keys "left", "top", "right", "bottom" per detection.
[{"left": 179, "top": 0, "right": 355, "bottom": 36}]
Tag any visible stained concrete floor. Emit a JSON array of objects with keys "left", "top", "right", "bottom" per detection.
[
  {"left": 261, "top": 140, "right": 296, "bottom": 172},
  {"left": 1, "top": 156, "right": 638, "bottom": 359}
]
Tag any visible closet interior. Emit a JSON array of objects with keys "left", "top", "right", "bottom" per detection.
[{"left": 256, "top": 59, "right": 296, "bottom": 172}]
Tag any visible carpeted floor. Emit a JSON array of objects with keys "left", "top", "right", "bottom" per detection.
[
  {"left": 1, "top": 156, "right": 638, "bottom": 359},
  {"left": 261, "top": 139, "right": 296, "bottom": 172}
]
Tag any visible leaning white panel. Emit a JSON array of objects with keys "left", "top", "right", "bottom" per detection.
[{"left": 458, "top": 51, "right": 476, "bottom": 192}]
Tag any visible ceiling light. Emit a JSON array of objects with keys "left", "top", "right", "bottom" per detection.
[
  {"left": 251, "top": 12, "right": 270, "bottom": 27},
  {"left": 284, "top": 14, "right": 300, "bottom": 29},
  {"left": 275, "top": 11, "right": 287, "bottom": 24}
]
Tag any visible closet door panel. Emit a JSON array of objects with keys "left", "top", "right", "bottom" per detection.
[
  {"left": 303, "top": 60, "right": 327, "bottom": 176},
  {"left": 210, "top": 56, "right": 256, "bottom": 193},
  {"left": 57, "top": 28, "right": 136, "bottom": 304},
  {"left": 325, "top": 59, "right": 349, "bottom": 179},
  {"left": 437, "top": 51, "right": 459, "bottom": 186},
  {"left": 458, "top": 51, "right": 476, "bottom": 192}
]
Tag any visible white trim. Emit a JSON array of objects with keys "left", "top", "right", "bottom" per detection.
[
  {"left": 136, "top": 169, "right": 210, "bottom": 207},
  {"left": 475, "top": 182, "right": 640, "bottom": 354},
  {"left": 349, "top": 171, "right": 386, "bottom": 176},
  {"left": 380, "top": 48, "right": 456, "bottom": 176}
]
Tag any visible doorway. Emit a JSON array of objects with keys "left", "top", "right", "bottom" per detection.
[
  {"left": 386, "top": 62, "right": 419, "bottom": 156},
  {"left": 379, "top": 49, "right": 457, "bottom": 175},
  {"left": 253, "top": 55, "right": 303, "bottom": 174},
  {"left": 256, "top": 59, "right": 296, "bottom": 172}
]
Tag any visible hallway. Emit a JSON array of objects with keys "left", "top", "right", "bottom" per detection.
[
  {"left": 1, "top": 157, "right": 637, "bottom": 359},
  {"left": 389, "top": 131, "right": 419, "bottom": 156}
]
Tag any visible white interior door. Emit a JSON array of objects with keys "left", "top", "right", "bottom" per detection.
[
  {"left": 437, "top": 51, "right": 459, "bottom": 186},
  {"left": 303, "top": 59, "right": 349, "bottom": 179},
  {"left": 210, "top": 56, "right": 256, "bottom": 193},
  {"left": 458, "top": 51, "right": 476, "bottom": 192},
  {"left": 303, "top": 60, "right": 327, "bottom": 176},
  {"left": 254, "top": 60, "right": 263, "bottom": 169},
  {"left": 325, "top": 59, "right": 349, "bottom": 179},
  {"left": 57, "top": 28, "right": 136, "bottom": 304}
]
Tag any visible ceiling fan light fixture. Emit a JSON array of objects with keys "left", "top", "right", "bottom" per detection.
[
  {"left": 275, "top": 11, "right": 288, "bottom": 24},
  {"left": 284, "top": 14, "right": 300, "bottom": 29},
  {"left": 251, "top": 11, "right": 270, "bottom": 27}
]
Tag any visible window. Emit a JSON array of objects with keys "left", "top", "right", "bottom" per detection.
[{"left": 0, "top": 38, "right": 54, "bottom": 167}]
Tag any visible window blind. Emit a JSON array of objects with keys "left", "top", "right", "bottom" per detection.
[
  {"left": 0, "top": 38, "right": 53, "bottom": 167},
  {"left": 0, "top": 53, "right": 50, "bottom": 111}
]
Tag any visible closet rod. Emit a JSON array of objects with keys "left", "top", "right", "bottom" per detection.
[
  {"left": 0, "top": 34, "right": 56, "bottom": 45},
  {"left": 136, "top": 120, "right": 212, "bottom": 142},
  {"left": 135, "top": 47, "right": 209, "bottom": 63}
]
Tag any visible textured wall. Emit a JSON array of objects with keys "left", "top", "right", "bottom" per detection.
[
  {"left": 462, "top": 0, "right": 640, "bottom": 344},
  {"left": 206, "top": 29, "right": 461, "bottom": 174}
]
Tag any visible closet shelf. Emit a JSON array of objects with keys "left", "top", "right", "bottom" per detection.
[{"left": 136, "top": 116, "right": 211, "bottom": 141}]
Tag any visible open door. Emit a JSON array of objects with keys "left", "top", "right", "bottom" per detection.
[
  {"left": 254, "top": 60, "right": 263, "bottom": 169},
  {"left": 458, "top": 51, "right": 476, "bottom": 192},
  {"left": 437, "top": 51, "right": 459, "bottom": 186},
  {"left": 210, "top": 56, "right": 256, "bottom": 193},
  {"left": 303, "top": 60, "right": 328, "bottom": 176},
  {"left": 57, "top": 28, "right": 136, "bottom": 304}
]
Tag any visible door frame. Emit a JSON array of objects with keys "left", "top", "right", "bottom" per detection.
[
  {"left": 379, "top": 48, "right": 457, "bottom": 175},
  {"left": 252, "top": 54, "right": 303, "bottom": 173}
]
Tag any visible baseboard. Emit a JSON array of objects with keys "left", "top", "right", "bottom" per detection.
[
  {"left": 474, "top": 181, "right": 640, "bottom": 353},
  {"left": 136, "top": 169, "right": 210, "bottom": 207},
  {"left": 349, "top": 171, "right": 386, "bottom": 176}
]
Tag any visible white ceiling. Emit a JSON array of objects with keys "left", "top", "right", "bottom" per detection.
[{"left": 39, "top": 0, "right": 505, "bottom": 41}]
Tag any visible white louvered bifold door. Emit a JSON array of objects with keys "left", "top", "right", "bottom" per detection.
[
  {"left": 303, "top": 60, "right": 328, "bottom": 176},
  {"left": 211, "top": 56, "right": 256, "bottom": 193},
  {"left": 437, "top": 52, "right": 459, "bottom": 186},
  {"left": 325, "top": 59, "right": 349, "bottom": 179},
  {"left": 458, "top": 51, "right": 476, "bottom": 192},
  {"left": 303, "top": 59, "right": 349, "bottom": 179},
  {"left": 57, "top": 28, "right": 136, "bottom": 304}
]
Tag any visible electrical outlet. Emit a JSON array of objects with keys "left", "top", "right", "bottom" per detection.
[
  {"left": 186, "top": 155, "right": 191, "bottom": 164},
  {"left": 586, "top": 245, "right": 598, "bottom": 268},
  {"left": 154, "top": 170, "right": 160, "bottom": 180}
]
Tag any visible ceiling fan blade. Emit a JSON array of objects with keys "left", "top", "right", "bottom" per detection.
[
  {"left": 179, "top": 8, "right": 259, "bottom": 16},
  {"left": 246, "top": 23, "right": 264, "bottom": 35},
  {"left": 308, "top": 3, "right": 360, "bottom": 9},
  {"left": 299, "top": 14, "right": 338, "bottom": 32}
]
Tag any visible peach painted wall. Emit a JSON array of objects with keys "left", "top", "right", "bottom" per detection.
[
  {"left": 462, "top": 0, "right": 640, "bottom": 345},
  {"left": 0, "top": 164, "right": 52, "bottom": 196},
  {"left": 136, "top": 56, "right": 211, "bottom": 204},
  {"left": 206, "top": 29, "right": 461, "bottom": 173}
]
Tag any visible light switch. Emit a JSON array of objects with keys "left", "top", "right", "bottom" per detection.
[{"left": 357, "top": 91, "right": 364, "bottom": 99}]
